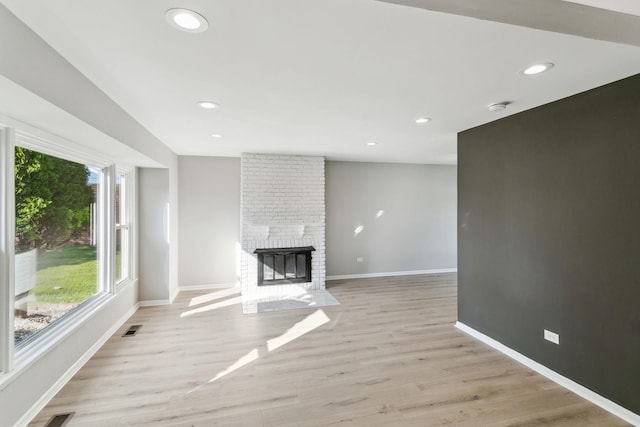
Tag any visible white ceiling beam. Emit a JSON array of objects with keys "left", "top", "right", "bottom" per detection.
[{"left": 376, "top": 0, "right": 640, "bottom": 47}]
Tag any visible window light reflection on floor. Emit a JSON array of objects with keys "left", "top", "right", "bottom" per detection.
[
  {"left": 209, "top": 348, "right": 260, "bottom": 383},
  {"left": 180, "top": 296, "right": 242, "bottom": 317},
  {"left": 205, "top": 309, "right": 330, "bottom": 384},
  {"left": 188, "top": 288, "right": 240, "bottom": 307},
  {"left": 267, "top": 309, "right": 330, "bottom": 352}
]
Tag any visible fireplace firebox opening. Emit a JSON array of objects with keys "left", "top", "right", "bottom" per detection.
[{"left": 254, "top": 246, "right": 315, "bottom": 286}]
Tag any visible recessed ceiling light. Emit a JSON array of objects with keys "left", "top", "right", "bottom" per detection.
[
  {"left": 488, "top": 103, "right": 507, "bottom": 112},
  {"left": 415, "top": 117, "right": 432, "bottom": 124},
  {"left": 522, "top": 62, "right": 554, "bottom": 76},
  {"left": 165, "top": 8, "right": 209, "bottom": 33},
  {"left": 367, "top": 142, "right": 377, "bottom": 146},
  {"left": 197, "top": 101, "right": 218, "bottom": 109},
  {"left": 210, "top": 134, "right": 223, "bottom": 138}
]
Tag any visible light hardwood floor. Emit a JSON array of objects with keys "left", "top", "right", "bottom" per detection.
[{"left": 28, "top": 274, "right": 629, "bottom": 426}]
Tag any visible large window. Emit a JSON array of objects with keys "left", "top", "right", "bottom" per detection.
[
  {"left": 13, "top": 148, "right": 101, "bottom": 346},
  {"left": 0, "top": 123, "right": 135, "bottom": 372}
]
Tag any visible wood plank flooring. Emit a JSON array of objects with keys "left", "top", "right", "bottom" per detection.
[{"left": 28, "top": 274, "right": 629, "bottom": 426}]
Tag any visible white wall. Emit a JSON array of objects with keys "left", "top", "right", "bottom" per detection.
[
  {"left": 168, "top": 164, "right": 179, "bottom": 302},
  {"left": 0, "top": 5, "right": 175, "bottom": 169},
  {"left": 0, "top": 282, "right": 138, "bottom": 427},
  {"left": 0, "top": 6, "right": 178, "bottom": 426},
  {"left": 175, "top": 158, "right": 457, "bottom": 284},
  {"left": 178, "top": 156, "right": 240, "bottom": 287},
  {"left": 138, "top": 168, "right": 170, "bottom": 302},
  {"left": 326, "top": 161, "right": 457, "bottom": 277}
]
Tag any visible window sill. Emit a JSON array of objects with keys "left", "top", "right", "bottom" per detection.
[
  {"left": 0, "top": 280, "right": 134, "bottom": 389},
  {"left": 116, "top": 276, "right": 136, "bottom": 293}
]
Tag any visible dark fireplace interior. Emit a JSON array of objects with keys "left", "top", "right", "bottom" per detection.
[{"left": 254, "top": 246, "right": 315, "bottom": 286}]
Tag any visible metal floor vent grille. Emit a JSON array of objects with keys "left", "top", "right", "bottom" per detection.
[
  {"left": 122, "top": 324, "right": 142, "bottom": 337},
  {"left": 44, "top": 412, "right": 74, "bottom": 427}
]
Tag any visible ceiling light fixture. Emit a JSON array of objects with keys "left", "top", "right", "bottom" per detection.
[
  {"left": 488, "top": 103, "right": 507, "bottom": 112},
  {"left": 197, "top": 101, "right": 218, "bottom": 109},
  {"left": 165, "top": 8, "right": 209, "bottom": 33},
  {"left": 415, "top": 117, "right": 432, "bottom": 124},
  {"left": 367, "top": 142, "right": 377, "bottom": 146},
  {"left": 522, "top": 62, "right": 554, "bottom": 76},
  {"left": 210, "top": 134, "right": 223, "bottom": 138}
]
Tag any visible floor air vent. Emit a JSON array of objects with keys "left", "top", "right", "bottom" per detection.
[
  {"left": 122, "top": 324, "right": 142, "bottom": 337},
  {"left": 44, "top": 412, "right": 74, "bottom": 427}
]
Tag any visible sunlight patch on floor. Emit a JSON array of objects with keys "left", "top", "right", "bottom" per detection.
[
  {"left": 209, "top": 348, "right": 260, "bottom": 383},
  {"left": 188, "top": 288, "right": 240, "bottom": 307},
  {"left": 204, "top": 309, "right": 330, "bottom": 386},
  {"left": 242, "top": 288, "right": 339, "bottom": 314},
  {"left": 267, "top": 309, "right": 330, "bottom": 352},
  {"left": 181, "top": 296, "right": 242, "bottom": 317}
]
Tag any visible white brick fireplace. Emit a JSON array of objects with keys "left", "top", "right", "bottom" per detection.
[{"left": 240, "top": 153, "right": 326, "bottom": 298}]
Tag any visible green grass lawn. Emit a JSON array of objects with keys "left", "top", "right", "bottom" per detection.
[
  {"left": 29, "top": 244, "right": 123, "bottom": 304},
  {"left": 32, "top": 244, "right": 98, "bottom": 303}
]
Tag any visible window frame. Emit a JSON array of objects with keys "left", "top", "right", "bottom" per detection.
[
  {"left": 0, "top": 126, "right": 16, "bottom": 374},
  {"left": 120, "top": 168, "right": 137, "bottom": 289},
  {"left": 115, "top": 170, "right": 132, "bottom": 286},
  {"left": 0, "top": 116, "right": 136, "bottom": 386}
]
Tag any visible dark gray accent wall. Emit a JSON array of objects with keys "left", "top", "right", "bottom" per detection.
[{"left": 458, "top": 74, "right": 640, "bottom": 414}]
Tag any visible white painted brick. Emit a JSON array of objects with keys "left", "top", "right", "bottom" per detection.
[{"left": 240, "top": 153, "right": 326, "bottom": 295}]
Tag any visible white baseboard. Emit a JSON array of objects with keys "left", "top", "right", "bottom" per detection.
[
  {"left": 169, "top": 286, "right": 179, "bottom": 304},
  {"left": 16, "top": 303, "right": 139, "bottom": 427},
  {"left": 138, "top": 299, "right": 171, "bottom": 307},
  {"left": 178, "top": 282, "right": 238, "bottom": 292},
  {"left": 454, "top": 321, "right": 640, "bottom": 426},
  {"left": 326, "top": 268, "right": 457, "bottom": 281}
]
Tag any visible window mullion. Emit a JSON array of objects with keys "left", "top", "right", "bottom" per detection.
[
  {"left": 127, "top": 168, "right": 137, "bottom": 281},
  {"left": 100, "top": 165, "right": 116, "bottom": 293},
  {"left": 0, "top": 127, "right": 16, "bottom": 373}
]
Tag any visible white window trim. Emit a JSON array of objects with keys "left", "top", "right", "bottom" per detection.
[
  {"left": 0, "top": 120, "right": 138, "bottom": 386},
  {"left": 14, "top": 292, "right": 111, "bottom": 369},
  {"left": 1, "top": 281, "right": 136, "bottom": 390},
  {"left": 17, "top": 131, "right": 109, "bottom": 170},
  {"left": 122, "top": 168, "right": 138, "bottom": 287},
  {"left": 101, "top": 164, "right": 116, "bottom": 293},
  {"left": 115, "top": 222, "right": 130, "bottom": 283},
  {"left": 0, "top": 112, "right": 123, "bottom": 170},
  {"left": 115, "top": 169, "right": 134, "bottom": 286},
  {"left": 0, "top": 126, "right": 16, "bottom": 374}
]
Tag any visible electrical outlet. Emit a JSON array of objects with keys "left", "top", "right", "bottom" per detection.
[
  {"left": 544, "top": 329, "right": 560, "bottom": 345},
  {"left": 356, "top": 257, "right": 364, "bottom": 263}
]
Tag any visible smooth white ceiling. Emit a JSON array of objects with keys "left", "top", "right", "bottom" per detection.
[
  {"left": 0, "top": 75, "right": 162, "bottom": 168},
  {"left": 3, "top": 0, "right": 640, "bottom": 164},
  {"left": 561, "top": 0, "right": 640, "bottom": 16}
]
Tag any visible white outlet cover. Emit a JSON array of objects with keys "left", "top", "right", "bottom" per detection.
[
  {"left": 544, "top": 329, "right": 560, "bottom": 345},
  {"left": 356, "top": 257, "right": 364, "bottom": 263}
]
